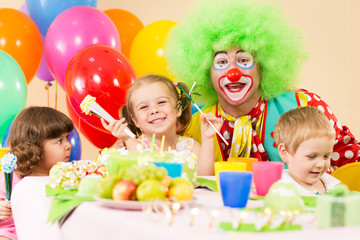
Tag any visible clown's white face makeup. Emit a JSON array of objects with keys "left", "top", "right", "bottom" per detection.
[{"left": 210, "top": 48, "right": 261, "bottom": 115}]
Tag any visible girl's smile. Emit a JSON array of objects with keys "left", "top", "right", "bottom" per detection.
[{"left": 131, "top": 81, "right": 181, "bottom": 137}]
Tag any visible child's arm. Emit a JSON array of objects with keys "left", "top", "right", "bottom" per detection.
[
  {"left": 101, "top": 118, "right": 139, "bottom": 150},
  {"left": 197, "top": 113, "right": 223, "bottom": 176},
  {"left": 0, "top": 199, "right": 12, "bottom": 220}
]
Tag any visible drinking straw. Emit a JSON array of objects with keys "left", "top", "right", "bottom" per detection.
[{"left": 173, "top": 82, "right": 228, "bottom": 145}]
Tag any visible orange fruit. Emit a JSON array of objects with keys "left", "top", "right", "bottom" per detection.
[
  {"left": 161, "top": 176, "right": 173, "bottom": 196},
  {"left": 168, "top": 183, "right": 193, "bottom": 201},
  {"left": 168, "top": 177, "right": 192, "bottom": 189}
]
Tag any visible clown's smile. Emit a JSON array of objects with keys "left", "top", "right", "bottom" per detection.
[{"left": 218, "top": 75, "right": 253, "bottom": 102}]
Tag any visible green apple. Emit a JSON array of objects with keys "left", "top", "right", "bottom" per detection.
[
  {"left": 76, "top": 175, "right": 103, "bottom": 197},
  {"left": 98, "top": 175, "right": 122, "bottom": 199},
  {"left": 136, "top": 179, "right": 166, "bottom": 201}
]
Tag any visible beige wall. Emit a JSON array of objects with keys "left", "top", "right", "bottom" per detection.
[{"left": 2, "top": 0, "right": 359, "bottom": 160}]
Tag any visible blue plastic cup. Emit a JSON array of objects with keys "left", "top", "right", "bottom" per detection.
[
  {"left": 153, "top": 162, "right": 183, "bottom": 178},
  {"left": 219, "top": 171, "right": 253, "bottom": 208}
]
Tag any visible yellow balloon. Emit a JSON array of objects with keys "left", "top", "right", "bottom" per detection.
[{"left": 129, "top": 20, "right": 177, "bottom": 80}]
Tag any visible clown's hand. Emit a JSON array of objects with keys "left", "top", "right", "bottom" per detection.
[{"left": 200, "top": 113, "right": 223, "bottom": 139}]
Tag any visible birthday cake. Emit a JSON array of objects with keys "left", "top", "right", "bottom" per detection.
[
  {"left": 49, "top": 158, "right": 107, "bottom": 190},
  {"left": 98, "top": 148, "right": 197, "bottom": 185},
  {"left": 264, "top": 181, "right": 305, "bottom": 214}
]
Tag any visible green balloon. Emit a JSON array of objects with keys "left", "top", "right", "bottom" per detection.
[{"left": 0, "top": 50, "right": 27, "bottom": 141}]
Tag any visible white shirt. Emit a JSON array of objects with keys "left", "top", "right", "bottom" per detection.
[{"left": 281, "top": 170, "right": 341, "bottom": 196}]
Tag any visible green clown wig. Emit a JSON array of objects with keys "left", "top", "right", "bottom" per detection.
[{"left": 165, "top": 0, "right": 307, "bottom": 107}]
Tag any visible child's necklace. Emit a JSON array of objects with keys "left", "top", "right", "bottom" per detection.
[{"left": 315, "top": 179, "right": 326, "bottom": 195}]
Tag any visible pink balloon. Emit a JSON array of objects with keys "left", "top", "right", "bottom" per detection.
[{"left": 44, "top": 6, "right": 120, "bottom": 90}]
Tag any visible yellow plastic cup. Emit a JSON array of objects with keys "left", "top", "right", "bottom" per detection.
[
  {"left": 227, "top": 157, "right": 258, "bottom": 172},
  {"left": 214, "top": 161, "right": 247, "bottom": 191}
]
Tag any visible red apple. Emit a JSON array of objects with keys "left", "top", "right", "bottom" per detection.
[{"left": 112, "top": 180, "right": 137, "bottom": 201}]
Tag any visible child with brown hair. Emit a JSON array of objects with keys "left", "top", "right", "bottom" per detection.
[
  {"left": 274, "top": 106, "right": 341, "bottom": 196},
  {"left": 102, "top": 74, "right": 222, "bottom": 175},
  {"left": 0, "top": 106, "right": 73, "bottom": 240}
]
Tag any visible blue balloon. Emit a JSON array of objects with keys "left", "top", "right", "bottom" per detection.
[
  {"left": 1, "top": 122, "right": 12, "bottom": 147},
  {"left": 26, "top": 0, "right": 97, "bottom": 37},
  {"left": 69, "top": 128, "right": 82, "bottom": 162}
]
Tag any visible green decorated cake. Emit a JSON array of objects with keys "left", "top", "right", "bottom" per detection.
[
  {"left": 98, "top": 148, "right": 197, "bottom": 184},
  {"left": 316, "top": 184, "right": 360, "bottom": 228},
  {"left": 264, "top": 181, "right": 305, "bottom": 214}
]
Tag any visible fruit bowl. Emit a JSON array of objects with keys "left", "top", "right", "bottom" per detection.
[
  {"left": 94, "top": 196, "right": 195, "bottom": 211},
  {"left": 94, "top": 196, "right": 150, "bottom": 211}
]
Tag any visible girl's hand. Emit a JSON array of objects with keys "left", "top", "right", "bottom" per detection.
[
  {"left": 113, "top": 139, "right": 126, "bottom": 149},
  {"left": 200, "top": 113, "right": 223, "bottom": 139},
  {"left": 0, "top": 199, "right": 12, "bottom": 220},
  {"left": 101, "top": 118, "right": 130, "bottom": 142}
]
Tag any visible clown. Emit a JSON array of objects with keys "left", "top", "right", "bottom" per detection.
[{"left": 165, "top": 0, "right": 360, "bottom": 175}]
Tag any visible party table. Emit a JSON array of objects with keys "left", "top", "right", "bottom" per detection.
[{"left": 11, "top": 176, "right": 360, "bottom": 240}]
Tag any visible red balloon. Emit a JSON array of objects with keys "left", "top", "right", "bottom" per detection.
[
  {"left": 65, "top": 45, "right": 136, "bottom": 132},
  {"left": 66, "top": 99, "right": 117, "bottom": 149}
]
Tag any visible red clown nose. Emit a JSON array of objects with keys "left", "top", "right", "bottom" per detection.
[{"left": 226, "top": 68, "right": 242, "bottom": 82}]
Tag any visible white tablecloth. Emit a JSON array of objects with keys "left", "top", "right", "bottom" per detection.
[{"left": 11, "top": 176, "right": 360, "bottom": 240}]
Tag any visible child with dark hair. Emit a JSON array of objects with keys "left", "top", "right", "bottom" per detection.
[{"left": 0, "top": 106, "right": 73, "bottom": 240}]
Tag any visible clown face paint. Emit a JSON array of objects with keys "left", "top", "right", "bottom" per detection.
[{"left": 211, "top": 48, "right": 261, "bottom": 109}]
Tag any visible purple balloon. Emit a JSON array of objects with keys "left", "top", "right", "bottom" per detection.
[
  {"left": 44, "top": 6, "right": 120, "bottom": 90},
  {"left": 19, "top": 3, "right": 28, "bottom": 14},
  {"left": 18, "top": 4, "right": 53, "bottom": 82},
  {"left": 36, "top": 38, "right": 54, "bottom": 82}
]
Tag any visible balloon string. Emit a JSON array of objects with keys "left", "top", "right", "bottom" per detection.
[
  {"left": 45, "top": 82, "right": 53, "bottom": 107},
  {"left": 47, "top": 85, "right": 49, "bottom": 107},
  {"left": 55, "top": 82, "right": 58, "bottom": 110}
]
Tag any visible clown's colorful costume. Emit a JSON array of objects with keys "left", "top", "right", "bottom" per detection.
[
  {"left": 187, "top": 89, "right": 360, "bottom": 168},
  {"left": 165, "top": 0, "right": 360, "bottom": 168}
]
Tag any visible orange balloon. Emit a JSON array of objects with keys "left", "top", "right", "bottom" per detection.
[
  {"left": 0, "top": 8, "right": 42, "bottom": 84},
  {"left": 104, "top": 9, "right": 144, "bottom": 58},
  {"left": 129, "top": 20, "right": 177, "bottom": 79}
]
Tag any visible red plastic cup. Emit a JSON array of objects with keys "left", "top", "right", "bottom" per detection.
[{"left": 252, "top": 161, "right": 284, "bottom": 196}]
